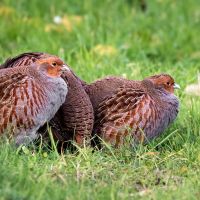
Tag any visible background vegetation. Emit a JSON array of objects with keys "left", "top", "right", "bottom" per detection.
[{"left": 0, "top": 0, "right": 200, "bottom": 199}]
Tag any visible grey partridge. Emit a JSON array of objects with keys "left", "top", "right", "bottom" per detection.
[
  {"left": 84, "top": 74, "right": 180, "bottom": 147},
  {"left": 1, "top": 52, "right": 94, "bottom": 146},
  {"left": 0, "top": 56, "right": 68, "bottom": 145}
]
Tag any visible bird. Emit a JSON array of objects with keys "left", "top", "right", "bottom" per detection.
[
  {"left": 84, "top": 74, "right": 180, "bottom": 147},
  {"left": 0, "top": 52, "right": 94, "bottom": 147},
  {"left": 0, "top": 56, "right": 68, "bottom": 146}
]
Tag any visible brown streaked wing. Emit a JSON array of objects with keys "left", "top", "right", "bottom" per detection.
[
  {"left": 96, "top": 87, "right": 146, "bottom": 125},
  {"left": 93, "top": 87, "right": 149, "bottom": 146}
]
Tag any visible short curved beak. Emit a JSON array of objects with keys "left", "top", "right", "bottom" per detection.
[
  {"left": 61, "top": 64, "right": 70, "bottom": 72},
  {"left": 173, "top": 83, "right": 180, "bottom": 89}
]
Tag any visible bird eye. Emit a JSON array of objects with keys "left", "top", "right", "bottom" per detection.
[
  {"left": 52, "top": 62, "right": 57, "bottom": 67},
  {"left": 166, "top": 82, "right": 170, "bottom": 85}
]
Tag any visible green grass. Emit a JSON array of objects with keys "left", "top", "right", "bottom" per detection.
[{"left": 0, "top": 0, "right": 200, "bottom": 199}]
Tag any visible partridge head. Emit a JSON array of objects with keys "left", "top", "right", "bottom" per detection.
[
  {"left": 34, "top": 57, "right": 69, "bottom": 77},
  {"left": 84, "top": 73, "right": 180, "bottom": 147},
  {"left": 146, "top": 74, "right": 180, "bottom": 93}
]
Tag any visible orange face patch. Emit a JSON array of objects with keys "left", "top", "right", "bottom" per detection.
[
  {"left": 163, "top": 83, "right": 174, "bottom": 93},
  {"left": 47, "top": 65, "right": 62, "bottom": 77}
]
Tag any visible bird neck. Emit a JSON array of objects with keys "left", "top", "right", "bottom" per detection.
[{"left": 141, "top": 79, "right": 157, "bottom": 95}]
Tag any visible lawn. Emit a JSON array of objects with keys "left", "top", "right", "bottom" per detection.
[{"left": 0, "top": 0, "right": 200, "bottom": 199}]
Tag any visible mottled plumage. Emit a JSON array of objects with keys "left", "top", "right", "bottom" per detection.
[
  {"left": 0, "top": 52, "right": 94, "bottom": 146},
  {"left": 0, "top": 58, "right": 68, "bottom": 145},
  {"left": 84, "top": 74, "right": 179, "bottom": 147}
]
